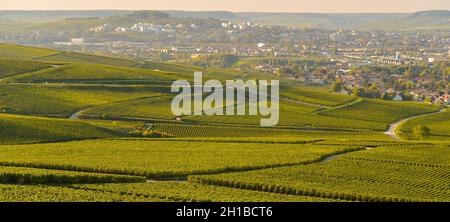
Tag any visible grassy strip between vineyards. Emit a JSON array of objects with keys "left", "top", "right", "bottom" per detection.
[
  {"left": 0, "top": 184, "right": 163, "bottom": 202},
  {"left": 0, "top": 166, "right": 145, "bottom": 184},
  {"left": 0, "top": 140, "right": 361, "bottom": 178},
  {"left": 71, "top": 182, "right": 342, "bottom": 202},
  {"left": 189, "top": 144, "right": 450, "bottom": 202}
]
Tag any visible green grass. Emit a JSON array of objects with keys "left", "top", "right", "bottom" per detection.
[
  {"left": 0, "top": 166, "right": 145, "bottom": 184},
  {"left": 0, "top": 139, "right": 359, "bottom": 178},
  {"left": 35, "top": 52, "right": 140, "bottom": 67},
  {"left": 321, "top": 99, "right": 439, "bottom": 125},
  {"left": 0, "top": 114, "right": 122, "bottom": 144},
  {"left": 0, "top": 44, "right": 60, "bottom": 60},
  {"left": 398, "top": 109, "right": 450, "bottom": 140},
  {"left": 0, "top": 58, "right": 52, "bottom": 79},
  {"left": 191, "top": 144, "right": 450, "bottom": 202},
  {"left": 74, "top": 182, "right": 341, "bottom": 202}
]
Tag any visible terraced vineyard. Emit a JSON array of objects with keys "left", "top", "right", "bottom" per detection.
[{"left": 0, "top": 44, "right": 448, "bottom": 202}]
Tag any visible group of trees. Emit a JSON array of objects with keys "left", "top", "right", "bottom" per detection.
[{"left": 413, "top": 125, "right": 430, "bottom": 140}]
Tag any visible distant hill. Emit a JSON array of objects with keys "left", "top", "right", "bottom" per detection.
[
  {"left": 0, "top": 10, "right": 130, "bottom": 22},
  {"left": 165, "top": 10, "right": 449, "bottom": 30},
  {"left": 397, "top": 10, "right": 450, "bottom": 29},
  {"left": 0, "top": 10, "right": 448, "bottom": 31},
  {"left": 164, "top": 10, "right": 240, "bottom": 20},
  {"left": 1, "top": 10, "right": 219, "bottom": 33}
]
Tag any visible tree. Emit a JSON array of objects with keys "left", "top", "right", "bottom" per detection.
[
  {"left": 413, "top": 125, "right": 430, "bottom": 140},
  {"left": 331, "top": 81, "right": 343, "bottom": 92},
  {"left": 352, "top": 87, "right": 365, "bottom": 97}
]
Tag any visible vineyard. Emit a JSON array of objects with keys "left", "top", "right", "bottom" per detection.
[
  {"left": 0, "top": 58, "right": 52, "bottom": 79},
  {"left": 2, "top": 63, "right": 190, "bottom": 84},
  {"left": 0, "top": 114, "right": 122, "bottom": 144},
  {"left": 0, "top": 44, "right": 59, "bottom": 60},
  {"left": 190, "top": 145, "right": 450, "bottom": 202},
  {"left": 0, "top": 140, "right": 359, "bottom": 178},
  {"left": 0, "top": 166, "right": 145, "bottom": 184},
  {"left": 280, "top": 85, "right": 355, "bottom": 107},
  {"left": 0, "top": 184, "right": 162, "bottom": 202},
  {"left": 398, "top": 109, "right": 450, "bottom": 140},
  {"left": 321, "top": 98, "right": 439, "bottom": 125},
  {"left": 35, "top": 52, "right": 140, "bottom": 67},
  {"left": 0, "top": 44, "right": 448, "bottom": 202},
  {"left": 152, "top": 123, "right": 389, "bottom": 139},
  {"left": 73, "top": 182, "right": 341, "bottom": 202}
]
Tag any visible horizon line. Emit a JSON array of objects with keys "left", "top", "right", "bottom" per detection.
[{"left": 0, "top": 9, "right": 448, "bottom": 14}]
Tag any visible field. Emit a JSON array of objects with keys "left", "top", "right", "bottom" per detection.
[
  {"left": 0, "top": 140, "right": 359, "bottom": 178},
  {"left": 0, "top": 114, "right": 122, "bottom": 144},
  {"left": 321, "top": 99, "right": 439, "bottom": 125},
  {"left": 35, "top": 52, "right": 140, "bottom": 67},
  {"left": 0, "top": 84, "right": 168, "bottom": 117},
  {"left": 398, "top": 109, "right": 450, "bottom": 140},
  {"left": 2, "top": 63, "right": 192, "bottom": 84},
  {"left": 191, "top": 145, "right": 450, "bottom": 202},
  {"left": 0, "top": 44, "right": 448, "bottom": 202},
  {"left": 0, "top": 44, "right": 59, "bottom": 59},
  {"left": 280, "top": 85, "right": 355, "bottom": 107},
  {"left": 0, "top": 58, "right": 52, "bottom": 79}
]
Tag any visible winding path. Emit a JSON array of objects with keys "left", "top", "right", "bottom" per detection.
[
  {"left": 69, "top": 110, "right": 86, "bottom": 119},
  {"left": 384, "top": 109, "right": 446, "bottom": 140}
]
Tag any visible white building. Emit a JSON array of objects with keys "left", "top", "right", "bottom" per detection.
[
  {"left": 393, "top": 94, "right": 403, "bottom": 101},
  {"left": 71, "top": 38, "right": 84, "bottom": 44}
]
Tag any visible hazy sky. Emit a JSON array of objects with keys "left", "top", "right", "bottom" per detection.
[{"left": 1, "top": 0, "right": 449, "bottom": 13}]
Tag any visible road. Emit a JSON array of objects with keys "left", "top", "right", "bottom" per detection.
[
  {"left": 69, "top": 110, "right": 87, "bottom": 119},
  {"left": 384, "top": 109, "right": 446, "bottom": 140}
]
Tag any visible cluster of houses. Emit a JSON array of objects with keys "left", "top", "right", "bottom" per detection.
[
  {"left": 334, "top": 70, "right": 449, "bottom": 105},
  {"left": 88, "top": 23, "right": 188, "bottom": 34}
]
